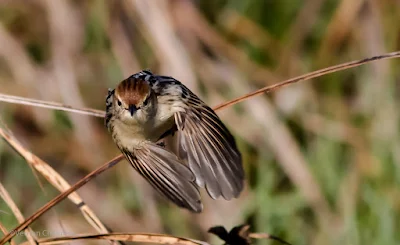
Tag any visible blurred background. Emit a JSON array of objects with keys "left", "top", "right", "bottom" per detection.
[{"left": 0, "top": 0, "right": 400, "bottom": 244}]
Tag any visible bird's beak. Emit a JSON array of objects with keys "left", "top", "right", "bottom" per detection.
[{"left": 128, "top": 104, "right": 137, "bottom": 116}]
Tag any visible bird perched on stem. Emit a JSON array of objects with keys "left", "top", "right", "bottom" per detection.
[{"left": 105, "top": 70, "right": 244, "bottom": 212}]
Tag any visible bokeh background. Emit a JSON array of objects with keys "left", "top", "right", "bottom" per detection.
[{"left": 1, "top": 0, "right": 400, "bottom": 244}]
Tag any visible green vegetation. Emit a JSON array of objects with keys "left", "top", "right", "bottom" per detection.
[{"left": 0, "top": 1, "right": 399, "bottom": 245}]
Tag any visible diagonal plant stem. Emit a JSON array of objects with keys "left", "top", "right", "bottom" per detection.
[
  {"left": 0, "top": 126, "right": 117, "bottom": 243},
  {"left": 0, "top": 155, "right": 124, "bottom": 245},
  {"left": 0, "top": 51, "right": 399, "bottom": 117},
  {"left": 0, "top": 221, "right": 16, "bottom": 245},
  {"left": 0, "top": 183, "right": 37, "bottom": 245},
  {"left": 214, "top": 51, "right": 400, "bottom": 110},
  {"left": 15, "top": 231, "right": 290, "bottom": 245},
  {"left": 0, "top": 93, "right": 105, "bottom": 117},
  {"left": 0, "top": 51, "right": 400, "bottom": 244},
  {"left": 19, "top": 233, "right": 210, "bottom": 245}
]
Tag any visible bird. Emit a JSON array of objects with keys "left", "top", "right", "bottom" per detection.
[
  {"left": 208, "top": 225, "right": 251, "bottom": 245},
  {"left": 208, "top": 224, "right": 292, "bottom": 245},
  {"left": 105, "top": 70, "right": 244, "bottom": 212}
]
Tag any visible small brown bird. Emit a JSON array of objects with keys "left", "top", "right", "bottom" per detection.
[{"left": 105, "top": 70, "right": 244, "bottom": 212}]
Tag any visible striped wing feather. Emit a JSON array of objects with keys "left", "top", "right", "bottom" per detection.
[
  {"left": 130, "top": 70, "right": 244, "bottom": 200},
  {"left": 175, "top": 95, "right": 244, "bottom": 200},
  {"left": 122, "top": 143, "right": 202, "bottom": 212}
]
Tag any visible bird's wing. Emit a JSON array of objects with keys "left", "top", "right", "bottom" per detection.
[
  {"left": 174, "top": 88, "right": 244, "bottom": 200},
  {"left": 105, "top": 89, "right": 115, "bottom": 128},
  {"left": 130, "top": 70, "right": 244, "bottom": 200},
  {"left": 122, "top": 142, "right": 202, "bottom": 212}
]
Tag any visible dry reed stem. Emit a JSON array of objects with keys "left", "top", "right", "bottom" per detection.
[
  {"left": 1, "top": 50, "right": 400, "bottom": 244},
  {"left": 0, "top": 183, "right": 37, "bottom": 245},
  {"left": 317, "top": 0, "right": 365, "bottom": 63},
  {"left": 107, "top": 6, "right": 163, "bottom": 230},
  {"left": 0, "top": 22, "right": 39, "bottom": 88},
  {"left": 0, "top": 155, "right": 124, "bottom": 245},
  {"left": 276, "top": 0, "right": 324, "bottom": 74},
  {"left": 359, "top": 1, "right": 388, "bottom": 101},
  {"left": 0, "top": 221, "right": 16, "bottom": 245},
  {"left": 301, "top": 113, "right": 367, "bottom": 226},
  {"left": 19, "top": 233, "right": 209, "bottom": 245},
  {"left": 0, "top": 93, "right": 105, "bottom": 117},
  {"left": 129, "top": 0, "right": 197, "bottom": 90},
  {"left": 15, "top": 231, "right": 291, "bottom": 245},
  {"left": 213, "top": 51, "right": 400, "bottom": 111},
  {"left": 301, "top": 113, "right": 363, "bottom": 146},
  {"left": 200, "top": 59, "right": 334, "bottom": 228},
  {"left": 42, "top": 0, "right": 105, "bottom": 165},
  {"left": 0, "top": 127, "right": 114, "bottom": 236},
  {"left": 0, "top": 51, "right": 398, "bottom": 118},
  {"left": 108, "top": 13, "right": 141, "bottom": 77},
  {"left": 0, "top": 21, "right": 55, "bottom": 126},
  {"left": 175, "top": 1, "right": 277, "bottom": 84},
  {"left": 192, "top": 45, "right": 325, "bottom": 221},
  {"left": 336, "top": 163, "right": 361, "bottom": 224},
  {"left": 218, "top": 9, "right": 281, "bottom": 57},
  {"left": 359, "top": 2, "right": 395, "bottom": 151}
]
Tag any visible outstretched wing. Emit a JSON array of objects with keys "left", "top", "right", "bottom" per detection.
[
  {"left": 174, "top": 99, "right": 244, "bottom": 200},
  {"left": 121, "top": 142, "right": 202, "bottom": 212},
  {"left": 131, "top": 70, "right": 244, "bottom": 200}
]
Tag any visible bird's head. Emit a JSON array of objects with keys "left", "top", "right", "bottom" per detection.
[{"left": 113, "top": 76, "right": 155, "bottom": 123}]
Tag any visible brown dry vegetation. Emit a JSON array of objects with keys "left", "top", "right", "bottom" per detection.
[{"left": 0, "top": 1, "right": 400, "bottom": 245}]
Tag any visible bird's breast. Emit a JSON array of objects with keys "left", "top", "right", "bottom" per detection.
[
  {"left": 111, "top": 119, "right": 146, "bottom": 150},
  {"left": 111, "top": 109, "right": 176, "bottom": 151}
]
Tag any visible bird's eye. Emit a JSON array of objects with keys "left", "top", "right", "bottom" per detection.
[{"left": 117, "top": 100, "right": 122, "bottom": 106}]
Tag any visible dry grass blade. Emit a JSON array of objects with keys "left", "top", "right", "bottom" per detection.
[
  {"left": 42, "top": 0, "right": 105, "bottom": 165},
  {"left": 0, "top": 52, "right": 399, "bottom": 118},
  {"left": 0, "top": 93, "right": 105, "bottom": 117},
  {"left": 173, "top": 1, "right": 277, "bottom": 84},
  {"left": 0, "top": 154, "right": 125, "bottom": 245},
  {"left": 1, "top": 50, "right": 399, "bottom": 245},
  {"left": 0, "top": 221, "right": 16, "bottom": 245},
  {"left": 214, "top": 51, "right": 400, "bottom": 111},
  {"left": 20, "top": 233, "right": 209, "bottom": 245},
  {"left": 129, "top": 0, "right": 197, "bottom": 89},
  {"left": 0, "top": 126, "right": 113, "bottom": 236},
  {"left": 0, "top": 183, "right": 37, "bottom": 245}
]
